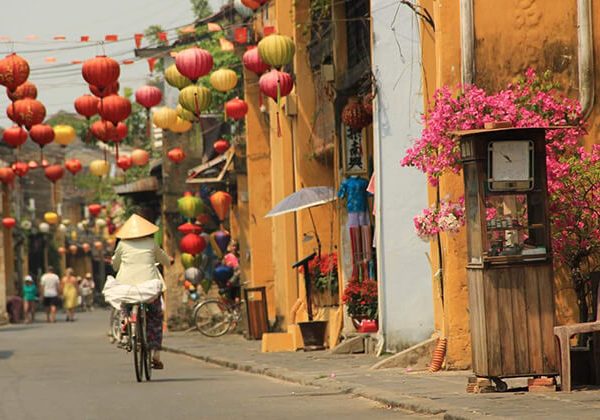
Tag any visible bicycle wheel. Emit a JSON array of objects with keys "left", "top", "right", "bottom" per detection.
[
  {"left": 132, "top": 308, "right": 143, "bottom": 382},
  {"left": 109, "top": 308, "right": 120, "bottom": 343},
  {"left": 193, "top": 299, "right": 232, "bottom": 337},
  {"left": 141, "top": 307, "right": 152, "bottom": 381}
]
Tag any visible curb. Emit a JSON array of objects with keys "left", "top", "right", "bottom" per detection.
[{"left": 163, "top": 345, "right": 482, "bottom": 420}]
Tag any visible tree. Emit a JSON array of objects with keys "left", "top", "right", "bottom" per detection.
[{"left": 190, "top": 0, "right": 212, "bottom": 19}]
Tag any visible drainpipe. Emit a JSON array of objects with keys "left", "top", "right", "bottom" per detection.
[{"left": 460, "top": 0, "right": 594, "bottom": 117}]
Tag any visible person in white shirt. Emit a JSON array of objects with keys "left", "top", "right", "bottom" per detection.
[{"left": 40, "top": 266, "right": 61, "bottom": 323}]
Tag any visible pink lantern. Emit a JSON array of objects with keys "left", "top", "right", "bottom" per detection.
[
  {"left": 175, "top": 47, "right": 213, "bottom": 82},
  {"left": 243, "top": 47, "right": 270, "bottom": 75},
  {"left": 135, "top": 85, "right": 162, "bottom": 109}
]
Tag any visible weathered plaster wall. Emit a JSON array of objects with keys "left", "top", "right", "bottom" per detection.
[{"left": 371, "top": 1, "right": 434, "bottom": 351}]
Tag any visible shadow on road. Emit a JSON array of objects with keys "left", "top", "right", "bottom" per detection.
[
  {"left": 148, "top": 377, "right": 213, "bottom": 383},
  {"left": 0, "top": 350, "right": 13, "bottom": 359}
]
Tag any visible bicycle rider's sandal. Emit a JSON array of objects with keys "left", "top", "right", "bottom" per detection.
[{"left": 151, "top": 359, "right": 164, "bottom": 369}]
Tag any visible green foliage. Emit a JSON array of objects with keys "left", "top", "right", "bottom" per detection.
[
  {"left": 122, "top": 87, "right": 149, "bottom": 147},
  {"left": 190, "top": 0, "right": 212, "bottom": 19},
  {"left": 73, "top": 173, "right": 118, "bottom": 203}
]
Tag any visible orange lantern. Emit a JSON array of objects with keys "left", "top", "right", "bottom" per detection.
[
  {"left": 131, "top": 149, "right": 149, "bottom": 166},
  {"left": 210, "top": 191, "right": 232, "bottom": 222}
]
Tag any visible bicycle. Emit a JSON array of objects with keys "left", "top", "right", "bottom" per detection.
[
  {"left": 116, "top": 303, "right": 152, "bottom": 382},
  {"left": 192, "top": 295, "right": 243, "bottom": 337}
]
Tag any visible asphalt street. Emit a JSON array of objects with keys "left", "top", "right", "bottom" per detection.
[{"left": 0, "top": 309, "right": 430, "bottom": 420}]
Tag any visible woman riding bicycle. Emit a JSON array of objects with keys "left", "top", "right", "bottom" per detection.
[{"left": 112, "top": 214, "right": 172, "bottom": 370}]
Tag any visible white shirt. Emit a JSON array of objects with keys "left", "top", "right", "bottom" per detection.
[{"left": 40, "top": 273, "right": 60, "bottom": 297}]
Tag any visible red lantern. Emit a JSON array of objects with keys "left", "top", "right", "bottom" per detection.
[
  {"left": 175, "top": 47, "right": 213, "bottom": 82},
  {"left": 82, "top": 56, "right": 120, "bottom": 91},
  {"left": 2, "top": 217, "right": 16, "bottom": 229},
  {"left": 98, "top": 95, "right": 131, "bottom": 125},
  {"left": 44, "top": 165, "right": 64, "bottom": 183},
  {"left": 117, "top": 155, "right": 133, "bottom": 171},
  {"left": 0, "top": 167, "right": 15, "bottom": 184},
  {"left": 12, "top": 161, "right": 29, "bottom": 177},
  {"left": 89, "top": 81, "right": 119, "bottom": 98},
  {"left": 7, "top": 81, "right": 37, "bottom": 102},
  {"left": 197, "top": 213, "right": 211, "bottom": 225},
  {"left": 74, "top": 94, "right": 100, "bottom": 119},
  {"left": 243, "top": 47, "right": 270, "bottom": 75},
  {"left": 135, "top": 85, "right": 162, "bottom": 109},
  {"left": 41, "top": 159, "right": 49, "bottom": 168},
  {"left": 90, "top": 120, "right": 117, "bottom": 142},
  {"left": 213, "top": 139, "right": 230, "bottom": 154},
  {"left": 114, "top": 122, "right": 128, "bottom": 142},
  {"left": 342, "top": 98, "right": 372, "bottom": 131},
  {"left": 225, "top": 98, "right": 248, "bottom": 120},
  {"left": 259, "top": 69, "right": 293, "bottom": 101},
  {"left": 241, "top": 0, "right": 266, "bottom": 10},
  {"left": 13, "top": 99, "right": 46, "bottom": 129},
  {"left": 131, "top": 149, "right": 149, "bottom": 166},
  {"left": 27, "top": 160, "right": 39, "bottom": 170},
  {"left": 167, "top": 147, "right": 186, "bottom": 164},
  {"left": 2, "top": 126, "right": 28, "bottom": 148},
  {"left": 6, "top": 103, "right": 17, "bottom": 124},
  {"left": 179, "top": 233, "right": 207, "bottom": 255},
  {"left": 88, "top": 204, "right": 102, "bottom": 217},
  {"left": 210, "top": 191, "right": 233, "bottom": 222},
  {"left": 29, "top": 124, "right": 55, "bottom": 148},
  {"left": 65, "top": 158, "right": 82, "bottom": 175},
  {"left": 177, "top": 222, "right": 203, "bottom": 234},
  {"left": 362, "top": 93, "right": 374, "bottom": 116},
  {"left": 0, "top": 53, "right": 30, "bottom": 92}
]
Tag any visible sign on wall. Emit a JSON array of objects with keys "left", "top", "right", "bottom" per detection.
[{"left": 342, "top": 125, "right": 368, "bottom": 175}]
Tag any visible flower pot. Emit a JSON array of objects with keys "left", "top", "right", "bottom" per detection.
[
  {"left": 351, "top": 316, "right": 378, "bottom": 332},
  {"left": 298, "top": 320, "right": 328, "bottom": 351}
]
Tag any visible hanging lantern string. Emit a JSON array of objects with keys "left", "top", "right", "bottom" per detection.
[
  {"left": 146, "top": 108, "right": 151, "bottom": 140},
  {"left": 276, "top": 77, "right": 282, "bottom": 137}
]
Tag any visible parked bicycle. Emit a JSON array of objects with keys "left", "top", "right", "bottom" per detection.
[{"left": 192, "top": 295, "right": 243, "bottom": 337}]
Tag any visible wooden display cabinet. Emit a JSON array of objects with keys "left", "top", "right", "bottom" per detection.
[{"left": 458, "top": 127, "right": 558, "bottom": 390}]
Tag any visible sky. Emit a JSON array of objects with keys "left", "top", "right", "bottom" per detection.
[{"left": 0, "top": 0, "right": 225, "bottom": 128}]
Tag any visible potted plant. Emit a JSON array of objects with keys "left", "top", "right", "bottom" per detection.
[
  {"left": 303, "top": 252, "right": 339, "bottom": 307},
  {"left": 342, "top": 278, "right": 378, "bottom": 330}
]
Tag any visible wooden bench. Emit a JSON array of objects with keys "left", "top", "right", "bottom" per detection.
[{"left": 554, "top": 273, "right": 600, "bottom": 392}]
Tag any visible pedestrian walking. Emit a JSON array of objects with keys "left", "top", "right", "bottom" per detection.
[
  {"left": 112, "top": 214, "right": 172, "bottom": 369},
  {"left": 40, "top": 266, "right": 61, "bottom": 323},
  {"left": 80, "top": 272, "right": 95, "bottom": 311},
  {"left": 61, "top": 268, "right": 79, "bottom": 322},
  {"left": 22, "top": 275, "right": 37, "bottom": 323}
]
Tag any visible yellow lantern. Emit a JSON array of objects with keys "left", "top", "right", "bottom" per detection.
[
  {"left": 89, "top": 160, "right": 110, "bottom": 177},
  {"left": 152, "top": 107, "right": 178, "bottom": 130},
  {"left": 165, "top": 64, "right": 192, "bottom": 90},
  {"left": 170, "top": 117, "right": 193, "bottom": 133},
  {"left": 53, "top": 125, "right": 76, "bottom": 146},
  {"left": 44, "top": 212, "right": 59, "bottom": 225},
  {"left": 179, "top": 86, "right": 211, "bottom": 117},
  {"left": 176, "top": 104, "right": 195, "bottom": 122},
  {"left": 258, "top": 34, "right": 295, "bottom": 68},
  {"left": 209, "top": 69, "right": 238, "bottom": 92}
]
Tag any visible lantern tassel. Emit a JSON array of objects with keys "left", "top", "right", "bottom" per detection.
[
  {"left": 193, "top": 93, "right": 203, "bottom": 152},
  {"left": 86, "top": 119, "right": 91, "bottom": 143},
  {"left": 277, "top": 77, "right": 282, "bottom": 138},
  {"left": 40, "top": 148, "right": 44, "bottom": 162},
  {"left": 104, "top": 148, "right": 108, "bottom": 162},
  {"left": 52, "top": 182, "right": 57, "bottom": 209},
  {"left": 146, "top": 108, "right": 151, "bottom": 140},
  {"left": 115, "top": 143, "right": 119, "bottom": 160}
]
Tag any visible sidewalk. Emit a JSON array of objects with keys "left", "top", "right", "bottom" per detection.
[{"left": 164, "top": 332, "right": 600, "bottom": 419}]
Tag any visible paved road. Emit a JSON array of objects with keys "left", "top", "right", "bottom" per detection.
[{"left": 0, "top": 310, "right": 429, "bottom": 420}]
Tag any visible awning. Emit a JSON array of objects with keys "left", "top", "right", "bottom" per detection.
[
  {"left": 114, "top": 176, "right": 159, "bottom": 195},
  {"left": 186, "top": 148, "right": 235, "bottom": 184}
]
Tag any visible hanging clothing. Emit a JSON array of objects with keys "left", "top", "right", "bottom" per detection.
[{"left": 338, "top": 176, "right": 370, "bottom": 213}]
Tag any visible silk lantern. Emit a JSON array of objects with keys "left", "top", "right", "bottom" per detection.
[
  {"left": 88, "top": 204, "right": 102, "bottom": 217},
  {"left": 2, "top": 126, "right": 27, "bottom": 148},
  {"left": 2, "top": 217, "right": 16, "bottom": 229},
  {"left": 13, "top": 99, "right": 45, "bottom": 129},
  {"left": 44, "top": 165, "right": 64, "bottom": 183},
  {"left": 180, "top": 233, "right": 206, "bottom": 255},
  {"left": 241, "top": 0, "right": 268, "bottom": 10},
  {"left": 0, "top": 53, "right": 30, "bottom": 92},
  {"left": 89, "top": 81, "right": 119, "bottom": 98},
  {"left": 210, "top": 191, "right": 232, "bottom": 222},
  {"left": 29, "top": 124, "right": 55, "bottom": 154},
  {"left": 98, "top": 95, "right": 131, "bottom": 126},
  {"left": 7, "top": 81, "right": 37, "bottom": 102},
  {"left": 213, "top": 264, "right": 234, "bottom": 288},
  {"left": 213, "top": 139, "right": 230, "bottom": 154},
  {"left": 64, "top": 158, "right": 82, "bottom": 175},
  {"left": 342, "top": 97, "right": 371, "bottom": 131},
  {"left": 44, "top": 211, "right": 59, "bottom": 225},
  {"left": 184, "top": 267, "right": 201, "bottom": 285},
  {"left": 213, "top": 230, "right": 231, "bottom": 255},
  {"left": 131, "top": 149, "right": 149, "bottom": 166},
  {"left": 53, "top": 125, "right": 76, "bottom": 146},
  {"left": 167, "top": 147, "right": 186, "bottom": 164},
  {"left": 74, "top": 94, "right": 100, "bottom": 119},
  {"left": 178, "top": 192, "right": 204, "bottom": 219},
  {"left": 165, "top": 64, "right": 191, "bottom": 90},
  {"left": 209, "top": 68, "right": 238, "bottom": 92},
  {"left": 178, "top": 85, "right": 211, "bottom": 118},
  {"left": 117, "top": 155, "right": 133, "bottom": 171},
  {"left": 135, "top": 85, "right": 162, "bottom": 109},
  {"left": 39, "top": 222, "right": 51, "bottom": 234},
  {"left": 259, "top": 69, "right": 293, "bottom": 136},
  {"left": 258, "top": 34, "right": 295, "bottom": 68},
  {"left": 89, "top": 160, "right": 110, "bottom": 177},
  {"left": 152, "top": 107, "right": 177, "bottom": 130},
  {"left": 12, "top": 161, "right": 29, "bottom": 177},
  {"left": 90, "top": 120, "right": 117, "bottom": 142},
  {"left": 225, "top": 98, "right": 248, "bottom": 120},
  {"left": 169, "top": 117, "right": 192, "bottom": 133},
  {"left": 82, "top": 56, "right": 120, "bottom": 93},
  {"left": 243, "top": 47, "right": 270, "bottom": 76},
  {"left": 177, "top": 222, "right": 202, "bottom": 234},
  {"left": 176, "top": 104, "right": 195, "bottom": 122},
  {"left": 175, "top": 47, "right": 213, "bottom": 83},
  {"left": 181, "top": 253, "right": 200, "bottom": 269}
]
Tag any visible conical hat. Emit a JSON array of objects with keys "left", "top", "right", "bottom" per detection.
[{"left": 115, "top": 214, "right": 159, "bottom": 239}]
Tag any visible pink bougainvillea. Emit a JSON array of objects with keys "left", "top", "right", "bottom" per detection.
[{"left": 414, "top": 198, "right": 466, "bottom": 241}]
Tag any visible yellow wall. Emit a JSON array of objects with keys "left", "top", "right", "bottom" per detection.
[{"left": 419, "top": 0, "right": 599, "bottom": 369}]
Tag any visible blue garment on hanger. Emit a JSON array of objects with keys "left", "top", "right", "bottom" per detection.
[{"left": 338, "top": 176, "right": 370, "bottom": 213}]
